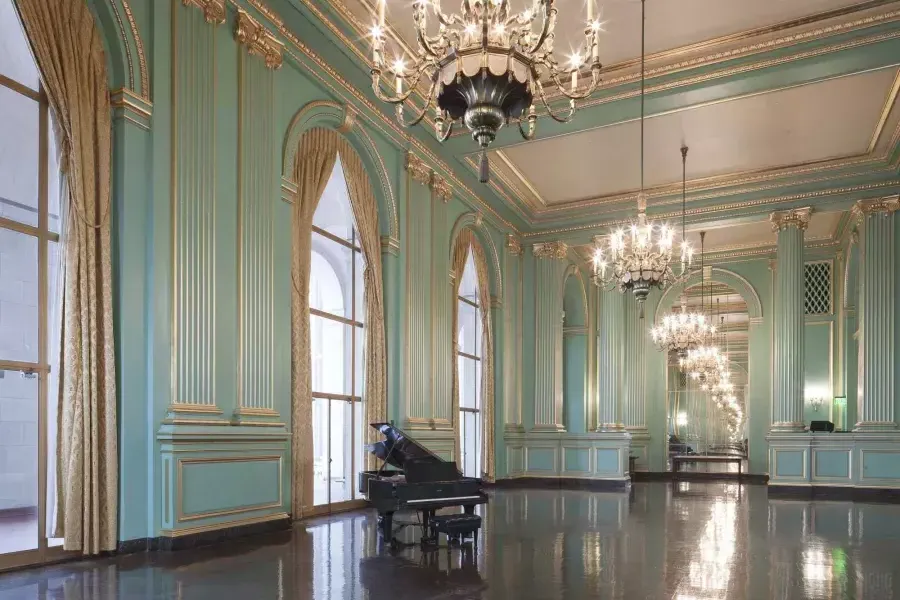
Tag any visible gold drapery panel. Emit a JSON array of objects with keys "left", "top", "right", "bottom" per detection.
[
  {"left": 336, "top": 140, "right": 387, "bottom": 471},
  {"left": 14, "top": 0, "right": 118, "bottom": 554},
  {"left": 290, "top": 127, "right": 386, "bottom": 516},
  {"left": 290, "top": 128, "right": 339, "bottom": 518},
  {"left": 449, "top": 229, "right": 495, "bottom": 482}
]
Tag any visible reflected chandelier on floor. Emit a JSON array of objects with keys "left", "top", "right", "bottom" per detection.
[
  {"left": 591, "top": 0, "right": 691, "bottom": 310},
  {"left": 368, "top": 0, "right": 605, "bottom": 182}
]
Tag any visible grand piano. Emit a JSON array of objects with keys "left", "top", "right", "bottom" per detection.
[{"left": 359, "top": 422, "right": 488, "bottom": 542}]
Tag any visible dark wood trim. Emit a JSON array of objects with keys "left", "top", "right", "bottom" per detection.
[
  {"left": 768, "top": 485, "right": 900, "bottom": 504},
  {"left": 491, "top": 477, "right": 631, "bottom": 492}
]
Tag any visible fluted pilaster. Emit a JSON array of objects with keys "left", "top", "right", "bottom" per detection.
[
  {"left": 622, "top": 297, "right": 646, "bottom": 431},
  {"left": 532, "top": 242, "right": 568, "bottom": 431},
  {"left": 854, "top": 197, "right": 899, "bottom": 431},
  {"left": 770, "top": 207, "right": 811, "bottom": 432},
  {"left": 597, "top": 290, "right": 625, "bottom": 431}
]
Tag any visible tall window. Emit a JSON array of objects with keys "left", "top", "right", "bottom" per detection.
[
  {"left": 309, "top": 156, "right": 366, "bottom": 507},
  {"left": 0, "top": 0, "right": 64, "bottom": 568},
  {"left": 457, "top": 252, "right": 481, "bottom": 478}
]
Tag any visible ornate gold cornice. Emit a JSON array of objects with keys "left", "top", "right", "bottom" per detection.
[
  {"left": 235, "top": 9, "right": 284, "bottom": 69},
  {"left": 533, "top": 241, "right": 568, "bottom": 260},
  {"left": 852, "top": 195, "right": 900, "bottom": 218},
  {"left": 431, "top": 174, "right": 453, "bottom": 203},
  {"left": 770, "top": 207, "right": 813, "bottom": 232},
  {"left": 405, "top": 152, "right": 431, "bottom": 186},
  {"left": 184, "top": 0, "right": 226, "bottom": 25},
  {"left": 506, "top": 234, "right": 523, "bottom": 256}
]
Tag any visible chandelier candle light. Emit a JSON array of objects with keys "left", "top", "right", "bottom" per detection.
[
  {"left": 678, "top": 232, "right": 724, "bottom": 384},
  {"left": 368, "top": 0, "right": 605, "bottom": 182},
  {"left": 591, "top": 0, "right": 691, "bottom": 312},
  {"left": 650, "top": 146, "right": 713, "bottom": 357}
]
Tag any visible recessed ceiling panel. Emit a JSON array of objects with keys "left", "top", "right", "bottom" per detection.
[{"left": 497, "top": 68, "right": 897, "bottom": 205}]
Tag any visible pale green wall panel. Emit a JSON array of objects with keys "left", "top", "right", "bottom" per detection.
[
  {"left": 563, "top": 447, "right": 590, "bottom": 473},
  {"left": 526, "top": 447, "right": 557, "bottom": 472},
  {"left": 595, "top": 448, "right": 619, "bottom": 475},
  {"left": 804, "top": 322, "right": 833, "bottom": 424},
  {"left": 563, "top": 335, "right": 587, "bottom": 434},
  {"left": 181, "top": 459, "right": 282, "bottom": 517},
  {"left": 813, "top": 450, "right": 851, "bottom": 479},
  {"left": 862, "top": 451, "right": 900, "bottom": 480},
  {"left": 774, "top": 450, "right": 805, "bottom": 478}
]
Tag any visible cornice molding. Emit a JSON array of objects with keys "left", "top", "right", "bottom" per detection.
[
  {"left": 183, "top": 0, "right": 225, "bottom": 25},
  {"left": 235, "top": 9, "right": 285, "bottom": 69},
  {"left": 533, "top": 242, "right": 569, "bottom": 260},
  {"left": 405, "top": 152, "right": 432, "bottom": 186},
  {"left": 771, "top": 207, "right": 813, "bottom": 232}
]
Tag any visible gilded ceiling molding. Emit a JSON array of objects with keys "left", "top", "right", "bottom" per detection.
[
  {"left": 405, "top": 152, "right": 432, "bottom": 186},
  {"left": 770, "top": 206, "right": 813, "bottom": 232},
  {"left": 431, "top": 174, "right": 453, "bottom": 203},
  {"left": 184, "top": 0, "right": 226, "bottom": 25},
  {"left": 532, "top": 242, "right": 569, "bottom": 260},
  {"left": 853, "top": 195, "right": 900, "bottom": 217},
  {"left": 121, "top": 0, "right": 149, "bottom": 98},
  {"left": 235, "top": 9, "right": 284, "bottom": 69},
  {"left": 505, "top": 234, "right": 523, "bottom": 256}
]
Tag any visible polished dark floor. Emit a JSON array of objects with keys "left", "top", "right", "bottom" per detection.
[{"left": 2, "top": 482, "right": 900, "bottom": 599}]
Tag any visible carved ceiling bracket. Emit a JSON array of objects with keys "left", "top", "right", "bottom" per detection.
[
  {"left": 235, "top": 9, "right": 285, "bottom": 69},
  {"left": 533, "top": 241, "right": 569, "bottom": 260},
  {"left": 183, "top": 0, "right": 225, "bottom": 25},
  {"left": 506, "top": 234, "right": 523, "bottom": 256},
  {"left": 405, "top": 152, "right": 432, "bottom": 186}
]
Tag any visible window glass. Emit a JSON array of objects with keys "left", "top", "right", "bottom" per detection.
[
  {"left": 458, "top": 302, "right": 478, "bottom": 356},
  {"left": 0, "top": 86, "right": 39, "bottom": 227},
  {"left": 310, "top": 315, "right": 350, "bottom": 396},
  {"left": 312, "top": 156, "right": 355, "bottom": 244},
  {"left": 0, "top": 228, "right": 38, "bottom": 363},
  {"left": 0, "top": 0, "right": 39, "bottom": 90},
  {"left": 458, "top": 251, "right": 477, "bottom": 301}
]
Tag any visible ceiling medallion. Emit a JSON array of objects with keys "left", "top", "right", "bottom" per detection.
[
  {"left": 650, "top": 147, "right": 713, "bottom": 357},
  {"left": 590, "top": 0, "right": 691, "bottom": 311},
  {"left": 367, "top": 0, "right": 605, "bottom": 182}
]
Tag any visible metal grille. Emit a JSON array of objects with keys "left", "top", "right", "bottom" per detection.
[{"left": 804, "top": 261, "right": 832, "bottom": 315}]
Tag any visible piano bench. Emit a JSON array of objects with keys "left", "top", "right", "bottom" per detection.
[{"left": 429, "top": 514, "right": 482, "bottom": 546}]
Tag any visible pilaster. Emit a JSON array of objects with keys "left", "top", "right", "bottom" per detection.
[
  {"left": 504, "top": 235, "right": 524, "bottom": 432},
  {"left": 531, "top": 242, "right": 568, "bottom": 432},
  {"left": 770, "top": 207, "right": 811, "bottom": 432},
  {"left": 597, "top": 289, "right": 625, "bottom": 431},
  {"left": 853, "top": 197, "right": 899, "bottom": 431},
  {"left": 622, "top": 296, "right": 647, "bottom": 433}
]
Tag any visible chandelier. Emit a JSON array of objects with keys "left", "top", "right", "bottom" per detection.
[
  {"left": 591, "top": 0, "right": 691, "bottom": 309},
  {"left": 678, "top": 250, "right": 722, "bottom": 384},
  {"left": 649, "top": 147, "right": 713, "bottom": 357},
  {"left": 368, "top": 0, "right": 604, "bottom": 182}
]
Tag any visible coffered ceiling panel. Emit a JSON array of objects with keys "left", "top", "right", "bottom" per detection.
[
  {"left": 493, "top": 67, "right": 898, "bottom": 207},
  {"left": 349, "top": 0, "right": 868, "bottom": 67}
]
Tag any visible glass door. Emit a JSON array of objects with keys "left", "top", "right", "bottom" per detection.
[{"left": 0, "top": 0, "right": 68, "bottom": 570}]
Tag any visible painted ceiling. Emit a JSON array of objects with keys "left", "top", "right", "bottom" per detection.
[{"left": 307, "top": 0, "right": 900, "bottom": 251}]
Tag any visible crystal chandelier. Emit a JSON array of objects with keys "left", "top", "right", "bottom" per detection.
[
  {"left": 678, "top": 246, "right": 722, "bottom": 384},
  {"left": 650, "top": 147, "right": 713, "bottom": 357},
  {"left": 591, "top": 0, "right": 691, "bottom": 309},
  {"left": 368, "top": 0, "right": 605, "bottom": 182}
]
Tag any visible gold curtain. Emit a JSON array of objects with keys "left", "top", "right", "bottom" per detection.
[
  {"left": 449, "top": 229, "right": 496, "bottom": 481},
  {"left": 335, "top": 140, "right": 387, "bottom": 469},
  {"left": 14, "top": 0, "right": 117, "bottom": 553},
  {"left": 290, "top": 128, "right": 339, "bottom": 518}
]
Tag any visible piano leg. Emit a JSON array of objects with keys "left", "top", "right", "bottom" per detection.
[
  {"left": 380, "top": 511, "right": 394, "bottom": 540},
  {"left": 420, "top": 510, "right": 432, "bottom": 544},
  {"left": 464, "top": 504, "right": 475, "bottom": 515}
]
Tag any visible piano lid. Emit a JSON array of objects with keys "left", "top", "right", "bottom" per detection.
[{"left": 366, "top": 422, "right": 446, "bottom": 471}]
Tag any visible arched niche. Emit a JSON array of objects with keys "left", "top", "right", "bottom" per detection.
[
  {"left": 448, "top": 212, "right": 503, "bottom": 304},
  {"left": 281, "top": 100, "right": 398, "bottom": 243},
  {"left": 562, "top": 264, "right": 588, "bottom": 328},
  {"left": 654, "top": 267, "right": 763, "bottom": 323},
  {"left": 87, "top": 0, "right": 149, "bottom": 99}
]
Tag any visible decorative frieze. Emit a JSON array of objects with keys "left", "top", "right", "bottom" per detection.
[
  {"left": 431, "top": 174, "right": 453, "bottom": 203},
  {"left": 532, "top": 241, "right": 568, "bottom": 260},
  {"left": 770, "top": 207, "right": 812, "bottom": 232},
  {"left": 506, "top": 234, "right": 523, "bottom": 256},
  {"left": 235, "top": 9, "right": 284, "bottom": 69},
  {"left": 405, "top": 152, "right": 432, "bottom": 186},
  {"left": 183, "top": 0, "right": 225, "bottom": 25}
]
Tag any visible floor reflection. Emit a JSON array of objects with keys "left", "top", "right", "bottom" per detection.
[{"left": 1, "top": 483, "right": 900, "bottom": 599}]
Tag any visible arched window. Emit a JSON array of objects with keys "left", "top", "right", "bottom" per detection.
[
  {"left": 309, "top": 156, "right": 366, "bottom": 507},
  {"left": 0, "top": 0, "right": 64, "bottom": 565},
  {"left": 457, "top": 251, "right": 481, "bottom": 478}
]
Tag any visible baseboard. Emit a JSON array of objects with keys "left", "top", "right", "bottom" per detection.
[
  {"left": 117, "top": 515, "right": 292, "bottom": 554},
  {"left": 632, "top": 471, "right": 768, "bottom": 484},
  {"left": 768, "top": 485, "right": 900, "bottom": 503},
  {"left": 491, "top": 477, "right": 630, "bottom": 492}
]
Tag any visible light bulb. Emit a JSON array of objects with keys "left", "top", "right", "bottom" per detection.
[{"left": 392, "top": 58, "right": 406, "bottom": 74}]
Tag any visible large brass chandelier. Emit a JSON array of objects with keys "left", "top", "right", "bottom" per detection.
[
  {"left": 650, "top": 147, "right": 713, "bottom": 357},
  {"left": 591, "top": 0, "right": 691, "bottom": 310},
  {"left": 368, "top": 0, "right": 605, "bottom": 182}
]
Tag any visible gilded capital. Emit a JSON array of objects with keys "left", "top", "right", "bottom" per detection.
[
  {"left": 853, "top": 196, "right": 900, "bottom": 218},
  {"left": 184, "top": 0, "right": 225, "bottom": 25},
  {"left": 532, "top": 241, "right": 568, "bottom": 260},
  {"left": 405, "top": 152, "right": 432, "bottom": 186},
  {"left": 235, "top": 9, "right": 284, "bottom": 69},
  {"left": 431, "top": 174, "right": 452, "bottom": 203},
  {"left": 506, "top": 234, "right": 523, "bottom": 256},
  {"left": 770, "top": 207, "right": 812, "bottom": 232}
]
